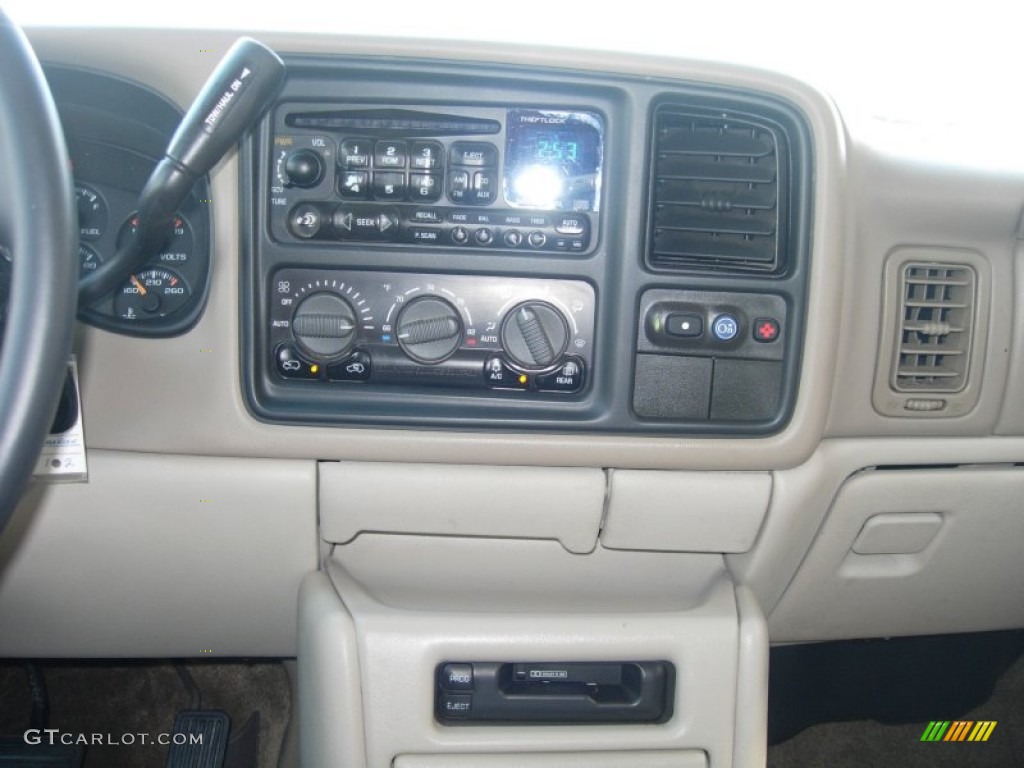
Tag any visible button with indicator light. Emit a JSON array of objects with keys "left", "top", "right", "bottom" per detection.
[
  {"left": 712, "top": 314, "right": 740, "bottom": 342},
  {"left": 275, "top": 345, "right": 320, "bottom": 380},
  {"left": 484, "top": 356, "right": 529, "bottom": 390},
  {"left": 753, "top": 317, "right": 780, "bottom": 342},
  {"left": 665, "top": 313, "right": 703, "bottom": 338}
]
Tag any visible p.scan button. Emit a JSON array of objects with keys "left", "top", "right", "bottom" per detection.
[{"left": 440, "top": 663, "right": 474, "bottom": 691}]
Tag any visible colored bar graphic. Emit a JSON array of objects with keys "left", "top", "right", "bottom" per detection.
[
  {"left": 921, "top": 721, "right": 950, "bottom": 741},
  {"left": 921, "top": 720, "right": 997, "bottom": 742}
]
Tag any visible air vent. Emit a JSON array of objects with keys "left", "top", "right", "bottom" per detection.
[
  {"left": 892, "top": 263, "right": 976, "bottom": 392},
  {"left": 647, "top": 107, "right": 787, "bottom": 275}
]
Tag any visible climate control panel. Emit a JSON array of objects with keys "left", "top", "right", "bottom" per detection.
[{"left": 267, "top": 270, "right": 595, "bottom": 395}]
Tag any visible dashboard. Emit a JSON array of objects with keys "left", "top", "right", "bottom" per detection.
[{"left": 2, "top": 22, "right": 1024, "bottom": 768}]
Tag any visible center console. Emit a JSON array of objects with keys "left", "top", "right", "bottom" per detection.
[{"left": 241, "top": 55, "right": 812, "bottom": 435}]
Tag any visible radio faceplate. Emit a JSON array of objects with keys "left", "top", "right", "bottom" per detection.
[{"left": 267, "top": 105, "right": 603, "bottom": 254}]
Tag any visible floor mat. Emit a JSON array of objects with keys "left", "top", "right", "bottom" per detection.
[
  {"left": 0, "top": 661, "right": 290, "bottom": 768},
  {"left": 769, "top": 647, "right": 1024, "bottom": 767}
]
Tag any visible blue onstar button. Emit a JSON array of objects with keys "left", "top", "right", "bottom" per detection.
[{"left": 712, "top": 314, "right": 739, "bottom": 341}]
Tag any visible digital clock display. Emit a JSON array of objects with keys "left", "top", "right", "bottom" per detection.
[{"left": 504, "top": 109, "right": 604, "bottom": 212}]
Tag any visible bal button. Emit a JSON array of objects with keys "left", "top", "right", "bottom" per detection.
[{"left": 712, "top": 314, "right": 739, "bottom": 342}]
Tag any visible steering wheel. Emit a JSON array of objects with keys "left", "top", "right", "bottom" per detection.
[{"left": 0, "top": 12, "right": 78, "bottom": 530}]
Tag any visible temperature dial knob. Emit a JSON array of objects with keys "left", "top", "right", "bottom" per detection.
[
  {"left": 396, "top": 297, "right": 463, "bottom": 364},
  {"left": 291, "top": 292, "right": 357, "bottom": 360},
  {"left": 284, "top": 149, "right": 325, "bottom": 188},
  {"left": 500, "top": 301, "right": 569, "bottom": 370}
]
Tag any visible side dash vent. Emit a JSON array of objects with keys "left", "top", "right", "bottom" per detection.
[
  {"left": 647, "top": 106, "right": 788, "bottom": 275},
  {"left": 873, "top": 249, "right": 990, "bottom": 420},
  {"left": 893, "top": 263, "right": 976, "bottom": 393}
]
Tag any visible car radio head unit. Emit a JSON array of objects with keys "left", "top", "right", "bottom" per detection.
[{"left": 266, "top": 104, "right": 604, "bottom": 254}]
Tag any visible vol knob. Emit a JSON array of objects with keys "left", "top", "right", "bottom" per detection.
[
  {"left": 291, "top": 292, "right": 357, "bottom": 360},
  {"left": 396, "top": 297, "right": 463, "bottom": 364},
  {"left": 284, "top": 149, "right": 325, "bottom": 188},
  {"left": 500, "top": 301, "right": 569, "bottom": 370}
]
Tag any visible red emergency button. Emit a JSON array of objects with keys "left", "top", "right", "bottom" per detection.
[{"left": 754, "top": 318, "right": 780, "bottom": 342}]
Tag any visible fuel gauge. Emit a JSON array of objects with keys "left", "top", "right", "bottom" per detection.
[
  {"left": 114, "top": 268, "right": 191, "bottom": 321},
  {"left": 75, "top": 183, "right": 107, "bottom": 241}
]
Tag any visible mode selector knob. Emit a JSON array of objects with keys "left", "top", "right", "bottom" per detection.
[
  {"left": 284, "top": 149, "right": 325, "bottom": 188},
  {"left": 396, "top": 297, "right": 463, "bottom": 364},
  {"left": 500, "top": 302, "right": 569, "bottom": 370},
  {"left": 291, "top": 292, "right": 358, "bottom": 360}
]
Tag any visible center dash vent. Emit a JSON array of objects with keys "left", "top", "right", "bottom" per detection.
[
  {"left": 892, "top": 263, "right": 976, "bottom": 393},
  {"left": 647, "top": 107, "right": 788, "bottom": 275}
]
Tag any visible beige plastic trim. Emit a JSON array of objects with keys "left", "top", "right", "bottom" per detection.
[
  {"left": 995, "top": 221, "right": 1024, "bottom": 434},
  {"left": 394, "top": 752, "right": 707, "bottom": 768},
  {"left": 732, "top": 586, "right": 768, "bottom": 768},
  {"left": 602, "top": 471, "right": 770, "bottom": 553},
  {"left": 319, "top": 462, "right": 605, "bottom": 554},
  {"left": 0, "top": 450, "right": 317, "bottom": 657},
  {"left": 768, "top": 466, "right": 1024, "bottom": 641},
  {"left": 297, "top": 572, "right": 367, "bottom": 768},
  {"left": 323, "top": 559, "right": 742, "bottom": 768},
  {"left": 22, "top": 26, "right": 847, "bottom": 472},
  {"left": 331, "top": 535, "right": 724, "bottom": 614}
]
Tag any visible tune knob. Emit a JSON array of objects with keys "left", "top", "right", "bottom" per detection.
[
  {"left": 291, "top": 292, "right": 358, "bottom": 360},
  {"left": 500, "top": 301, "right": 569, "bottom": 370},
  {"left": 396, "top": 297, "right": 463, "bottom": 364},
  {"left": 284, "top": 149, "right": 325, "bottom": 188}
]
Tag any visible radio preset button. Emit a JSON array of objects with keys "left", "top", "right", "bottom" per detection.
[
  {"left": 409, "top": 172, "right": 442, "bottom": 202},
  {"left": 374, "top": 140, "right": 407, "bottom": 168},
  {"left": 339, "top": 139, "right": 371, "bottom": 168},
  {"left": 338, "top": 170, "right": 369, "bottom": 199},
  {"left": 372, "top": 171, "right": 406, "bottom": 200},
  {"left": 410, "top": 140, "right": 443, "bottom": 170}
]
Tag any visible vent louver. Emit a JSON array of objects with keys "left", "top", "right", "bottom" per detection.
[
  {"left": 892, "top": 263, "right": 976, "bottom": 392},
  {"left": 648, "top": 108, "right": 786, "bottom": 275}
]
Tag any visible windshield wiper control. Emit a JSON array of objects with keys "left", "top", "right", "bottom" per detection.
[{"left": 78, "top": 37, "right": 285, "bottom": 306}]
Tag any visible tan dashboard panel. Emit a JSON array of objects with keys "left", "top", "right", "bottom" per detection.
[{"left": 0, "top": 450, "right": 317, "bottom": 657}]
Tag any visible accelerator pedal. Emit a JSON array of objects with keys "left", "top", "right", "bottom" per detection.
[{"left": 165, "top": 710, "right": 230, "bottom": 768}]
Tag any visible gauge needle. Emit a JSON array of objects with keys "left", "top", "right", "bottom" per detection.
[
  {"left": 130, "top": 274, "right": 147, "bottom": 295},
  {"left": 130, "top": 274, "right": 160, "bottom": 313}
]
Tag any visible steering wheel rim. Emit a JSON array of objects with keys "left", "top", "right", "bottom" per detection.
[{"left": 0, "top": 12, "right": 78, "bottom": 529}]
